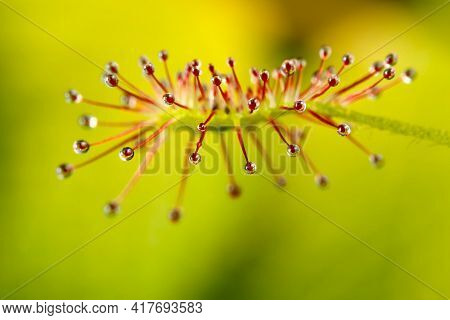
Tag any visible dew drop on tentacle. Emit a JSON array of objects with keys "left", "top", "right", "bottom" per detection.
[
  {"left": 139, "top": 55, "right": 149, "bottom": 68},
  {"left": 168, "top": 208, "right": 181, "bottom": 223},
  {"left": 383, "top": 67, "right": 395, "bottom": 80},
  {"left": 342, "top": 53, "right": 354, "bottom": 66},
  {"left": 192, "top": 66, "right": 201, "bottom": 77},
  {"left": 244, "top": 162, "right": 257, "bottom": 174},
  {"left": 385, "top": 53, "right": 398, "bottom": 66},
  {"left": 337, "top": 123, "right": 351, "bottom": 136},
  {"left": 56, "top": 163, "right": 73, "bottom": 180},
  {"left": 105, "top": 61, "right": 119, "bottom": 74},
  {"left": 65, "top": 89, "right": 82, "bottom": 103},
  {"left": 260, "top": 69, "right": 270, "bottom": 82},
  {"left": 162, "top": 93, "right": 175, "bottom": 105},
  {"left": 211, "top": 75, "right": 222, "bottom": 86},
  {"left": 319, "top": 45, "right": 332, "bottom": 59},
  {"left": 78, "top": 114, "right": 98, "bottom": 129},
  {"left": 197, "top": 123, "right": 206, "bottom": 132},
  {"left": 247, "top": 98, "right": 260, "bottom": 113},
  {"left": 287, "top": 144, "right": 300, "bottom": 157},
  {"left": 370, "top": 61, "right": 384, "bottom": 73},
  {"left": 402, "top": 69, "right": 416, "bottom": 84},
  {"left": 103, "top": 73, "right": 119, "bottom": 87},
  {"left": 227, "top": 184, "right": 241, "bottom": 198},
  {"left": 159, "top": 50, "right": 168, "bottom": 61},
  {"left": 281, "top": 59, "right": 295, "bottom": 76},
  {"left": 369, "top": 154, "right": 384, "bottom": 168},
  {"left": 293, "top": 100, "right": 307, "bottom": 113},
  {"left": 315, "top": 174, "right": 329, "bottom": 188},
  {"left": 119, "top": 147, "right": 134, "bottom": 161},
  {"left": 121, "top": 95, "right": 137, "bottom": 108},
  {"left": 143, "top": 63, "right": 155, "bottom": 76},
  {"left": 104, "top": 201, "right": 120, "bottom": 216},
  {"left": 73, "top": 140, "right": 90, "bottom": 154},
  {"left": 328, "top": 74, "right": 340, "bottom": 87},
  {"left": 189, "top": 152, "right": 202, "bottom": 165},
  {"left": 276, "top": 176, "right": 287, "bottom": 187}
]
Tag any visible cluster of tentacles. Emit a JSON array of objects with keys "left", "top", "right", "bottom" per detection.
[{"left": 58, "top": 46, "right": 415, "bottom": 221}]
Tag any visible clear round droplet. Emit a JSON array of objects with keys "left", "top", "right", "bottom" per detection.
[
  {"left": 337, "top": 123, "right": 351, "bottom": 136},
  {"left": 103, "top": 73, "right": 119, "bottom": 87},
  {"left": 189, "top": 152, "right": 202, "bottom": 165},
  {"left": 315, "top": 174, "right": 329, "bottom": 188},
  {"left": 119, "top": 147, "right": 134, "bottom": 161},
  {"left": 369, "top": 154, "right": 384, "bottom": 168},
  {"left": 227, "top": 184, "right": 241, "bottom": 198},
  {"left": 276, "top": 176, "right": 287, "bottom": 187},
  {"left": 56, "top": 163, "right": 73, "bottom": 180},
  {"left": 65, "top": 89, "right": 82, "bottom": 103},
  {"left": 328, "top": 74, "right": 340, "bottom": 87},
  {"left": 385, "top": 53, "right": 398, "bottom": 66},
  {"left": 244, "top": 162, "right": 257, "bottom": 174},
  {"left": 287, "top": 144, "right": 300, "bottom": 157},
  {"left": 342, "top": 53, "right": 354, "bottom": 66},
  {"left": 121, "top": 95, "right": 137, "bottom": 108},
  {"left": 78, "top": 114, "right": 97, "bottom": 129},
  {"left": 402, "top": 68, "right": 416, "bottom": 84},
  {"left": 294, "top": 100, "right": 307, "bottom": 113},
  {"left": 163, "top": 93, "right": 175, "bottom": 105},
  {"left": 168, "top": 208, "right": 181, "bottom": 223},
  {"left": 104, "top": 201, "right": 120, "bottom": 216},
  {"left": 248, "top": 98, "right": 260, "bottom": 112},
  {"left": 73, "top": 140, "right": 90, "bottom": 154},
  {"left": 197, "top": 122, "right": 206, "bottom": 132},
  {"left": 319, "top": 45, "right": 332, "bottom": 59},
  {"left": 105, "top": 61, "right": 119, "bottom": 74}
]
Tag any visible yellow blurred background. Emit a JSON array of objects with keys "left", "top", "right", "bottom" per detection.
[{"left": 0, "top": 0, "right": 449, "bottom": 299}]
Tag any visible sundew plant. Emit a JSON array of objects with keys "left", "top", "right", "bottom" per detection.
[{"left": 58, "top": 46, "right": 416, "bottom": 222}]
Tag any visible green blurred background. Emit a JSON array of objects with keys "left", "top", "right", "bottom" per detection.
[{"left": 0, "top": 0, "right": 449, "bottom": 299}]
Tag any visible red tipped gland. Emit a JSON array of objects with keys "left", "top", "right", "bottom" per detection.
[
  {"left": 104, "top": 201, "right": 120, "bottom": 215},
  {"left": 337, "top": 123, "right": 351, "bottom": 136},
  {"left": 260, "top": 69, "right": 270, "bottom": 82},
  {"left": 189, "top": 152, "right": 202, "bottom": 165},
  {"left": 105, "top": 61, "right": 119, "bottom": 74},
  {"left": 163, "top": 93, "right": 175, "bottom": 105},
  {"left": 192, "top": 66, "right": 201, "bottom": 77},
  {"left": 370, "top": 61, "right": 384, "bottom": 73},
  {"left": 248, "top": 97, "right": 260, "bottom": 113},
  {"left": 56, "top": 163, "right": 73, "bottom": 180},
  {"left": 294, "top": 100, "right": 307, "bottom": 113},
  {"left": 281, "top": 59, "right": 295, "bottom": 76},
  {"left": 211, "top": 76, "right": 222, "bottom": 86},
  {"left": 244, "top": 162, "right": 257, "bottom": 174},
  {"left": 402, "top": 68, "right": 416, "bottom": 84},
  {"left": 287, "top": 144, "right": 300, "bottom": 157},
  {"left": 159, "top": 49, "right": 169, "bottom": 61},
  {"left": 385, "top": 53, "right": 398, "bottom": 66},
  {"left": 342, "top": 53, "right": 354, "bottom": 66},
  {"left": 315, "top": 174, "right": 329, "bottom": 188},
  {"left": 103, "top": 73, "right": 119, "bottom": 87},
  {"left": 119, "top": 147, "right": 134, "bottom": 161},
  {"left": 197, "top": 122, "right": 206, "bottom": 132},
  {"left": 168, "top": 208, "right": 181, "bottom": 223},
  {"left": 328, "top": 74, "right": 340, "bottom": 87},
  {"left": 73, "top": 140, "right": 90, "bottom": 154},
  {"left": 383, "top": 67, "right": 395, "bottom": 80},
  {"left": 319, "top": 45, "right": 332, "bottom": 59},
  {"left": 143, "top": 63, "right": 155, "bottom": 76},
  {"left": 228, "top": 184, "right": 241, "bottom": 198},
  {"left": 65, "top": 89, "right": 82, "bottom": 103}
]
